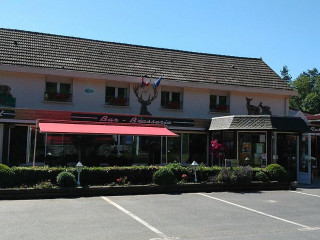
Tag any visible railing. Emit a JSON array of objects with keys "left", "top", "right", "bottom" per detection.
[
  {"left": 161, "top": 101, "right": 183, "bottom": 110},
  {"left": 210, "top": 104, "right": 230, "bottom": 113},
  {"left": 0, "top": 94, "right": 16, "bottom": 107},
  {"left": 105, "top": 97, "right": 129, "bottom": 106},
  {"left": 44, "top": 92, "right": 72, "bottom": 102}
]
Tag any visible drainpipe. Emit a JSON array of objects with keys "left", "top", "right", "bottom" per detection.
[
  {"left": 285, "top": 97, "right": 289, "bottom": 116},
  {"left": 160, "top": 136, "right": 163, "bottom": 164},
  {"left": 166, "top": 136, "right": 168, "bottom": 164},
  {"left": 32, "top": 122, "right": 38, "bottom": 167}
]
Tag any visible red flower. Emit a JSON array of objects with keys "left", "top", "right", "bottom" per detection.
[
  {"left": 182, "top": 174, "right": 188, "bottom": 179},
  {"left": 210, "top": 139, "right": 226, "bottom": 159},
  {"left": 116, "top": 178, "right": 122, "bottom": 183}
]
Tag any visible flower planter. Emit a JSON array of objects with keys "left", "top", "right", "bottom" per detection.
[{"left": 0, "top": 181, "right": 290, "bottom": 200}]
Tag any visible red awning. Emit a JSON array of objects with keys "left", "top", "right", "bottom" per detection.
[{"left": 38, "top": 122, "right": 178, "bottom": 137}]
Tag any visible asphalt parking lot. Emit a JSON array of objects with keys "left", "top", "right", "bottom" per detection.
[{"left": 1, "top": 186, "right": 320, "bottom": 240}]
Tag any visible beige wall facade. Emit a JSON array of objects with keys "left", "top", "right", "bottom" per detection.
[{"left": 0, "top": 68, "right": 291, "bottom": 119}]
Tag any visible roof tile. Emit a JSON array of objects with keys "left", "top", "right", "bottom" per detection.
[{"left": 0, "top": 28, "right": 293, "bottom": 91}]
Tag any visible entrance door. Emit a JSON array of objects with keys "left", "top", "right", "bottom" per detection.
[
  {"left": 299, "top": 134, "right": 312, "bottom": 184},
  {"left": 9, "top": 126, "right": 28, "bottom": 166},
  {"left": 276, "top": 133, "right": 298, "bottom": 181}
]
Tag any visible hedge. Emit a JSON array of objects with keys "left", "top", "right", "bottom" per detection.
[
  {"left": 0, "top": 163, "right": 287, "bottom": 188},
  {"left": 0, "top": 164, "right": 14, "bottom": 188}
]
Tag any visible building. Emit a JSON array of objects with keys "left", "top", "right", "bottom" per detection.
[
  {"left": 303, "top": 113, "right": 320, "bottom": 181},
  {"left": 0, "top": 28, "right": 309, "bottom": 181}
]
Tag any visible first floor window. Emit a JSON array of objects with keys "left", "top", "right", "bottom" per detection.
[
  {"left": 161, "top": 91, "right": 182, "bottom": 109},
  {"left": 44, "top": 82, "right": 72, "bottom": 102},
  {"left": 210, "top": 95, "right": 229, "bottom": 113},
  {"left": 105, "top": 87, "right": 129, "bottom": 106}
]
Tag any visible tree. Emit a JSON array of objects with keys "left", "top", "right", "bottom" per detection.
[
  {"left": 280, "top": 65, "right": 292, "bottom": 84},
  {"left": 290, "top": 68, "right": 320, "bottom": 113}
]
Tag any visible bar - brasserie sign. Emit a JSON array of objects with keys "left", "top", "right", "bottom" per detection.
[{"left": 71, "top": 113, "right": 194, "bottom": 127}]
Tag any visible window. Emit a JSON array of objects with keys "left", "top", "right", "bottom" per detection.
[
  {"left": 105, "top": 87, "right": 129, "bottom": 106},
  {"left": 210, "top": 95, "right": 229, "bottom": 113},
  {"left": 161, "top": 91, "right": 182, "bottom": 109},
  {"left": 238, "top": 132, "right": 266, "bottom": 167},
  {"left": 44, "top": 82, "right": 72, "bottom": 102}
]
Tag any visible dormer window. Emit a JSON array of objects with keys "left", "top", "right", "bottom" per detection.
[{"left": 44, "top": 77, "right": 72, "bottom": 102}]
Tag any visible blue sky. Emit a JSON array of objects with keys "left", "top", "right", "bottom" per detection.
[{"left": 0, "top": 0, "right": 319, "bottom": 80}]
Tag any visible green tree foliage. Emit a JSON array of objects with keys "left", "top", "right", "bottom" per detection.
[
  {"left": 280, "top": 65, "right": 292, "bottom": 84},
  {"left": 290, "top": 68, "right": 320, "bottom": 114}
]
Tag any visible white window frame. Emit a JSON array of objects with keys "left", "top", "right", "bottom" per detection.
[
  {"left": 105, "top": 85, "right": 129, "bottom": 106},
  {"left": 210, "top": 94, "right": 229, "bottom": 111},
  {"left": 44, "top": 76, "right": 73, "bottom": 102}
]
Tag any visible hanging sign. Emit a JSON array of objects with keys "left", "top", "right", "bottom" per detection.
[
  {"left": 0, "top": 109, "right": 15, "bottom": 119},
  {"left": 84, "top": 88, "right": 95, "bottom": 94},
  {"left": 309, "top": 126, "right": 320, "bottom": 133}
]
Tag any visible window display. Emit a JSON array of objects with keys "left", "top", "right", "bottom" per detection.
[{"left": 238, "top": 132, "right": 266, "bottom": 167}]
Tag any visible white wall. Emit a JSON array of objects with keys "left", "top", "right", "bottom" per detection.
[
  {"left": 0, "top": 71, "right": 289, "bottom": 119},
  {"left": 230, "top": 91, "right": 287, "bottom": 116},
  {"left": 0, "top": 71, "right": 45, "bottom": 109}
]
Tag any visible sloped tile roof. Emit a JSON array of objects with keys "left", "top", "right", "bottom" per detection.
[
  {"left": 0, "top": 28, "right": 293, "bottom": 91},
  {"left": 209, "top": 115, "right": 308, "bottom": 132}
]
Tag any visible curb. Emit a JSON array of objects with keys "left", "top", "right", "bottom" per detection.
[{"left": 0, "top": 181, "right": 289, "bottom": 200}]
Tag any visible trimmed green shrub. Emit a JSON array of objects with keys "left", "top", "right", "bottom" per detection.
[
  {"left": 12, "top": 166, "right": 64, "bottom": 186},
  {"left": 266, "top": 164, "right": 288, "bottom": 182},
  {"left": 0, "top": 164, "right": 14, "bottom": 188},
  {"left": 196, "top": 164, "right": 221, "bottom": 182},
  {"left": 56, "top": 172, "right": 76, "bottom": 187},
  {"left": 234, "top": 166, "right": 252, "bottom": 183},
  {"left": 217, "top": 167, "right": 237, "bottom": 184},
  {"left": 7, "top": 165, "right": 269, "bottom": 187},
  {"left": 255, "top": 171, "right": 269, "bottom": 182},
  {"left": 153, "top": 168, "right": 176, "bottom": 185}
]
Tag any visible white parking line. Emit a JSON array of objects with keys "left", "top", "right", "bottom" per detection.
[
  {"left": 290, "top": 191, "right": 320, "bottom": 198},
  {"left": 101, "top": 197, "right": 179, "bottom": 240},
  {"left": 197, "top": 193, "right": 319, "bottom": 231}
]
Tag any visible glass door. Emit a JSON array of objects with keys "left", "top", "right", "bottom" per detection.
[
  {"left": 276, "top": 133, "right": 298, "bottom": 181},
  {"left": 299, "top": 134, "right": 312, "bottom": 184}
]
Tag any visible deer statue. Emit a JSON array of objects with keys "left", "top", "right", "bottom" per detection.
[
  {"left": 258, "top": 102, "right": 272, "bottom": 115},
  {"left": 133, "top": 83, "right": 158, "bottom": 116},
  {"left": 246, "top": 97, "right": 260, "bottom": 115}
]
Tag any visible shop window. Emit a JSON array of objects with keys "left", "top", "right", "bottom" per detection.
[
  {"left": 44, "top": 82, "right": 72, "bottom": 102},
  {"left": 187, "top": 133, "right": 207, "bottom": 165},
  {"left": 210, "top": 131, "right": 233, "bottom": 166},
  {"left": 238, "top": 132, "right": 267, "bottom": 167},
  {"left": 105, "top": 86, "right": 129, "bottom": 106},
  {"left": 162, "top": 133, "right": 207, "bottom": 165},
  {"left": 277, "top": 133, "right": 298, "bottom": 181},
  {"left": 210, "top": 95, "right": 229, "bottom": 113},
  {"left": 133, "top": 136, "right": 161, "bottom": 165},
  {"left": 161, "top": 91, "right": 183, "bottom": 109},
  {"left": 164, "top": 134, "right": 181, "bottom": 163},
  {"left": 223, "top": 131, "right": 234, "bottom": 159}
]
